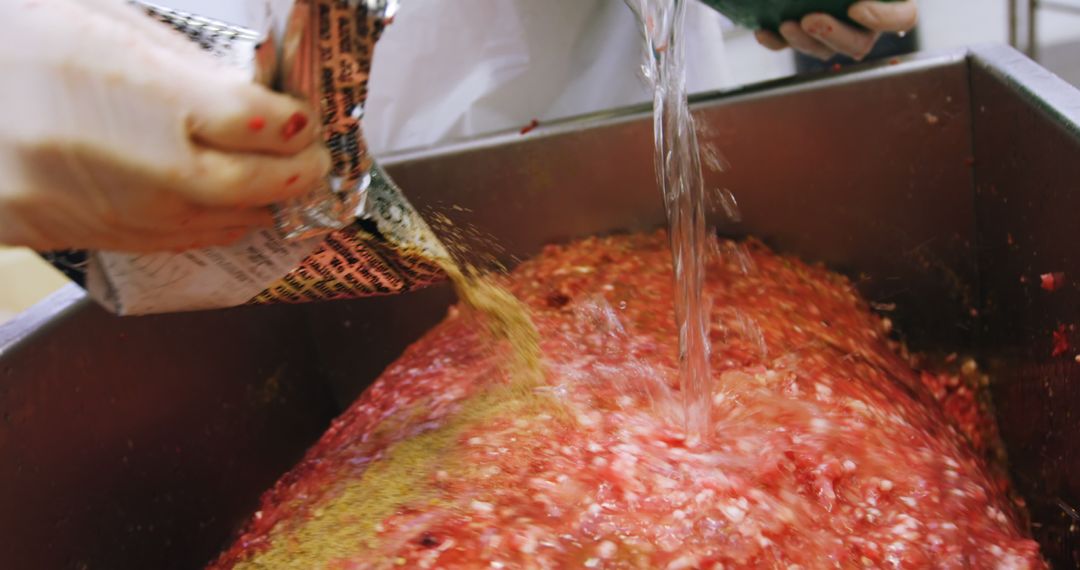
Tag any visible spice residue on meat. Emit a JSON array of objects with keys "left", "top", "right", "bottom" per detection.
[{"left": 211, "top": 232, "right": 1044, "bottom": 569}]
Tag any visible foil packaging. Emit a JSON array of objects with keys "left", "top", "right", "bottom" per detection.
[
  {"left": 43, "top": 0, "right": 448, "bottom": 315},
  {"left": 137, "top": 0, "right": 396, "bottom": 239},
  {"left": 277, "top": 0, "right": 399, "bottom": 240}
]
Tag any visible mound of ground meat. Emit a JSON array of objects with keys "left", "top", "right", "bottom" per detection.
[{"left": 211, "top": 232, "right": 1044, "bottom": 569}]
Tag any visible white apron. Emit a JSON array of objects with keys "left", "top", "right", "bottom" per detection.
[{"left": 164, "top": 0, "right": 732, "bottom": 153}]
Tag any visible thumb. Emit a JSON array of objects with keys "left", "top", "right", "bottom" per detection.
[{"left": 848, "top": 1, "right": 918, "bottom": 33}]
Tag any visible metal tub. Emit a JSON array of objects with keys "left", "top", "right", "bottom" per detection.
[{"left": 2, "top": 45, "right": 1078, "bottom": 568}]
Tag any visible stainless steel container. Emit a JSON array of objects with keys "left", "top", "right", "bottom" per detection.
[{"left": 2, "top": 45, "right": 1078, "bottom": 568}]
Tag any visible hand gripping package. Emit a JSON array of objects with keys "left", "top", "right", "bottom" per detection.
[{"left": 43, "top": 0, "right": 449, "bottom": 315}]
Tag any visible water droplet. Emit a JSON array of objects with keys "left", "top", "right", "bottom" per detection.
[{"left": 712, "top": 188, "right": 742, "bottom": 223}]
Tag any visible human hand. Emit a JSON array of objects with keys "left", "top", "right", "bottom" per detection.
[
  {"left": 0, "top": 0, "right": 331, "bottom": 253},
  {"left": 753, "top": 1, "right": 918, "bottom": 61}
]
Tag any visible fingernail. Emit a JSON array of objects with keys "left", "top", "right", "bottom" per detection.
[
  {"left": 247, "top": 116, "right": 266, "bottom": 132},
  {"left": 282, "top": 112, "right": 309, "bottom": 140}
]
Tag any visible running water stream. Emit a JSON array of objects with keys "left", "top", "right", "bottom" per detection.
[
  {"left": 628, "top": 0, "right": 724, "bottom": 439},
  {"left": 416, "top": 0, "right": 731, "bottom": 440}
]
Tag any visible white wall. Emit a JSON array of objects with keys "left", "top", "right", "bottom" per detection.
[
  {"left": 920, "top": 0, "right": 1009, "bottom": 51},
  {"left": 915, "top": 0, "right": 1080, "bottom": 51},
  {"left": 722, "top": 1, "right": 1080, "bottom": 87}
]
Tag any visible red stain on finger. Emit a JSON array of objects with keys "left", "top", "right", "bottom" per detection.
[
  {"left": 248, "top": 116, "right": 266, "bottom": 132},
  {"left": 285, "top": 174, "right": 300, "bottom": 186},
  {"left": 282, "top": 112, "right": 309, "bottom": 140}
]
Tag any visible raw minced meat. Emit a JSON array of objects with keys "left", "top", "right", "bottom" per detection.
[{"left": 211, "top": 231, "right": 1044, "bottom": 569}]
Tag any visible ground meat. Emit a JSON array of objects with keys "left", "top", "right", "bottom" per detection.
[{"left": 210, "top": 231, "right": 1044, "bottom": 569}]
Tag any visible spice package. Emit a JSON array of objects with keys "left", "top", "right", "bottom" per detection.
[{"left": 43, "top": 0, "right": 447, "bottom": 315}]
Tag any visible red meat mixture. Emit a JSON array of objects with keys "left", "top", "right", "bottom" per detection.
[{"left": 211, "top": 232, "right": 1044, "bottom": 569}]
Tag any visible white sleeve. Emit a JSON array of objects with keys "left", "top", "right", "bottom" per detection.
[
  {"left": 363, "top": 0, "right": 534, "bottom": 153},
  {"left": 365, "top": 0, "right": 731, "bottom": 154},
  {"left": 684, "top": 0, "right": 731, "bottom": 95},
  {"left": 163, "top": 0, "right": 730, "bottom": 154},
  {"left": 365, "top": 0, "right": 624, "bottom": 154}
]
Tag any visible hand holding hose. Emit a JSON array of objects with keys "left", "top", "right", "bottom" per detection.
[{"left": 754, "top": 1, "right": 918, "bottom": 61}]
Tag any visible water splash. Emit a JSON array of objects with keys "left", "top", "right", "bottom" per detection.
[{"left": 627, "top": 0, "right": 714, "bottom": 439}]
